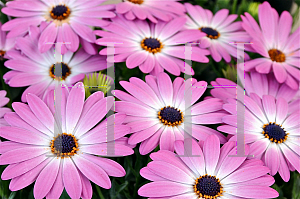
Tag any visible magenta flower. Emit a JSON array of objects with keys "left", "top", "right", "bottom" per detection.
[
  {"left": 241, "top": 1, "right": 300, "bottom": 89},
  {"left": 138, "top": 135, "right": 279, "bottom": 198},
  {"left": 0, "top": 22, "right": 15, "bottom": 59},
  {"left": 184, "top": 3, "right": 251, "bottom": 62},
  {"left": 219, "top": 95, "right": 300, "bottom": 182},
  {"left": 1, "top": 0, "right": 116, "bottom": 54},
  {"left": 3, "top": 26, "right": 108, "bottom": 102},
  {"left": 0, "top": 90, "right": 11, "bottom": 127},
  {"left": 96, "top": 16, "right": 210, "bottom": 76},
  {"left": 0, "top": 82, "right": 133, "bottom": 199},
  {"left": 115, "top": 0, "right": 185, "bottom": 23},
  {"left": 114, "top": 72, "right": 227, "bottom": 155},
  {"left": 210, "top": 71, "right": 298, "bottom": 107}
]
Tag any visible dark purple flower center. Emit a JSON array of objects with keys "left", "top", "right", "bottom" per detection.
[
  {"left": 50, "top": 133, "right": 79, "bottom": 158},
  {"left": 141, "top": 37, "right": 163, "bottom": 54},
  {"left": 50, "top": 5, "right": 71, "bottom": 20},
  {"left": 263, "top": 122, "right": 288, "bottom": 143},
  {"left": 194, "top": 175, "right": 223, "bottom": 198},
  {"left": 50, "top": 62, "right": 71, "bottom": 80},
  {"left": 200, "top": 27, "right": 220, "bottom": 39},
  {"left": 158, "top": 106, "right": 183, "bottom": 126},
  {"left": 0, "top": 50, "right": 5, "bottom": 57},
  {"left": 268, "top": 49, "right": 285, "bottom": 62}
]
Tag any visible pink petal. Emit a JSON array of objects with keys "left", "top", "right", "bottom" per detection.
[
  {"left": 70, "top": 21, "right": 95, "bottom": 43},
  {"left": 46, "top": 161, "right": 64, "bottom": 199},
  {"left": 116, "top": 2, "right": 132, "bottom": 14},
  {"left": 79, "top": 170, "right": 93, "bottom": 199},
  {"left": 203, "top": 135, "right": 220, "bottom": 175},
  {"left": 115, "top": 101, "right": 154, "bottom": 117},
  {"left": 155, "top": 53, "right": 180, "bottom": 76},
  {"left": 273, "top": 62, "right": 288, "bottom": 83},
  {"left": 72, "top": 154, "right": 111, "bottom": 189},
  {"left": 62, "top": 158, "right": 82, "bottom": 199},
  {"left": 159, "top": 17, "right": 186, "bottom": 40},
  {"left": 225, "top": 185, "right": 279, "bottom": 198},
  {"left": 157, "top": 72, "right": 173, "bottom": 105},
  {"left": 262, "top": 95, "right": 276, "bottom": 122},
  {"left": 34, "top": 158, "right": 60, "bottom": 199},
  {"left": 139, "top": 129, "right": 163, "bottom": 155},
  {"left": 211, "top": 9, "right": 229, "bottom": 27},
  {"left": 62, "top": 23, "right": 79, "bottom": 52},
  {"left": 160, "top": 128, "right": 175, "bottom": 152},
  {"left": 38, "top": 22, "right": 58, "bottom": 53},
  {"left": 81, "top": 143, "right": 134, "bottom": 157},
  {"left": 128, "top": 123, "right": 161, "bottom": 144}
]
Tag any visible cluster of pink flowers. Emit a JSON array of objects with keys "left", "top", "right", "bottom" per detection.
[{"left": 0, "top": 0, "right": 299, "bottom": 199}]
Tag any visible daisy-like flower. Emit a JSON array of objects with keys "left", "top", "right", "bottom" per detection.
[
  {"left": 0, "top": 82, "right": 133, "bottom": 199},
  {"left": 96, "top": 16, "right": 210, "bottom": 76},
  {"left": 184, "top": 3, "right": 251, "bottom": 62},
  {"left": 0, "top": 90, "right": 11, "bottom": 127},
  {"left": 138, "top": 135, "right": 279, "bottom": 198},
  {"left": 0, "top": 22, "right": 15, "bottom": 60},
  {"left": 241, "top": 1, "right": 300, "bottom": 89},
  {"left": 219, "top": 94, "right": 300, "bottom": 182},
  {"left": 115, "top": 0, "right": 185, "bottom": 23},
  {"left": 210, "top": 71, "right": 298, "bottom": 107},
  {"left": 3, "top": 25, "right": 109, "bottom": 102},
  {"left": 114, "top": 72, "right": 227, "bottom": 155},
  {"left": 1, "top": 0, "right": 116, "bottom": 54}
]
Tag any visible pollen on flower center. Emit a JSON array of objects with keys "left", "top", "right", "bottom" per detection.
[
  {"left": 194, "top": 174, "right": 223, "bottom": 199},
  {"left": 200, "top": 27, "right": 220, "bottom": 39},
  {"left": 50, "top": 4, "right": 71, "bottom": 20},
  {"left": 141, "top": 37, "right": 164, "bottom": 54},
  {"left": 50, "top": 133, "right": 79, "bottom": 158},
  {"left": 262, "top": 122, "right": 288, "bottom": 143},
  {"left": 127, "top": 0, "right": 144, "bottom": 4},
  {"left": 158, "top": 106, "right": 183, "bottom": 126},
  {"left": 268, "top": 49, "right": 286, "bottom": 62},
  {"left": 49, "top": 62, "right": 71, "bottom": 80},
  {"left": 0, "top": 50, "right": 6, "bottom": 57}
]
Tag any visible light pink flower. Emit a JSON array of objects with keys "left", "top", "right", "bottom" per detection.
[
  {"left": 241, "top": 1, "right": 300, "bottom": 89},
  {"left": 184, "top": 3, "right": 251, "bottom": 62},
  {"left": 114, "top": 72, "right": 227, "bottom": 155},
  {"left": 0, "top": 90, "right": 11, "bottom": 127},
  {"left": 96, "top": 15, "right": 210, "bottom": 76},
  {"left": 115, "top": 0, "right": 185, "bottom": 23},
  {"left": 219, "top": 95, "right": 300, "bottom": 182},
  {"left": 1, "top": 0, "right": 116, "bottom": 54},
  {"left": 0, "top": 82, "right": 133, "bottom": 199},
  {"left": 3, "top": 26, "right": 109, "bottom": 102},
  {"left": 0, "top": 22, "right": 15, "bottom": 59},
  {"left": 138, "top": 135, "right": 279, "bottom": 198}
]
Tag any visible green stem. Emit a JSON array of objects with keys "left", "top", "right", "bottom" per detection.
[
  {"left": 95, "top": 185, "right": 105, "bottom": 199},
  {"left": 231, "top": 0, "right": 238, "bottom": 14}
]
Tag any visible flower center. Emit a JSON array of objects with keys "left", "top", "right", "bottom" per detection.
[
  {"left": 0, "top": 50, "right": 6, "bottom": 57},
  {"left": 127, "top": 0, "right": 144, "bottom": 4},
  {"left": 50, "top": 4, "right": 71, "bottom": 20},
  {"left": 200, "top": 27, "right": 220, "bottom": 39},
  {"left": 268, "top": 49, "right": 285, "bottom": 62},
  {"left": 158, "top": 106, "right": 183, "bottom": 126},
  {"left": 194, "top": 174, "right": 223, "bottom": 199},
  {"left": 50, "top": 133, "right": 79, "bottom": 158},
  {"left": 49, "top": 62, "right": 71, "bottom": 80},
  {"left": 141, "top": 37, "right": 164, "bottom": 54},
  {"left": 262, "top": 122, "right": 288, "bottom": 143}
]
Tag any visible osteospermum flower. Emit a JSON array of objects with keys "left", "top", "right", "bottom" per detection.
[
  {"left": 1, "top": 0, "right": 116, "bottom": 54},
  {"left": 0, "top": 22, "right": 15, "bottom": 60},
  {"left": 184, "top": 3, "right": 251, "bottom": 62},
  {"left": 114, "top": 72, "right": 227, "bottom": 155},
  {"left": 3, "top": 26, "right": 109, "bottom": 102},
  {"left": 96, "top": 15, "right": 210, "bottom": 76},
  {"left": 115, "top": 0, "right": 185, "bottom": 23},
  {"left": 0, "top": 82, "right": 133, "bottom": 199},
  {"left": 138, "top": 135, "right": 279, "bottom": 198},
  {"left": 241, "top": 1, "right": 300, "bottom": 89},
  {"left": 0, "top": 90, "right": 11, "bottom": 127},
  {"left": 219, "top": 95, "right": 300, "bottom": 182}
]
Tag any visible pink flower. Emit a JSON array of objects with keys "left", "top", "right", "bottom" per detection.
[
  {"left": 184, "top": 3, "right": 251, "bottom": 62},
  {"left": 219, "top": 95, "right": 300, "bottom": 182},
  {"left": 210, "top": 71, "right": 298, "bottom": 108},
  {"left": 241, "top": 1, "right": 300, "bottom": 89},
  {"left": 0, "top": 90, "right": 11, "bottom": 127},
  {"left": 114, "top": 72, "right": 227, "bottom": 155},
  {"left": 96, "top": 16, "right": 210, "bottom": 76},
  {"left": 3, "top": 26, "right": 108, "bottom": 102},
  {"left": 138, "top": 135, "right": 279, "bottom": 198},
  {"left": 1, "top": 0, "right": 116, "bottom": 54},
  {"left": 115, "top": 0, "right": 185, "bottom": 23},
  {"left": 0, "top": 82, "right": 133, "bottom": 199},
  {"left": 0, "top": 22, "right": 15, "bottom": 59}
]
